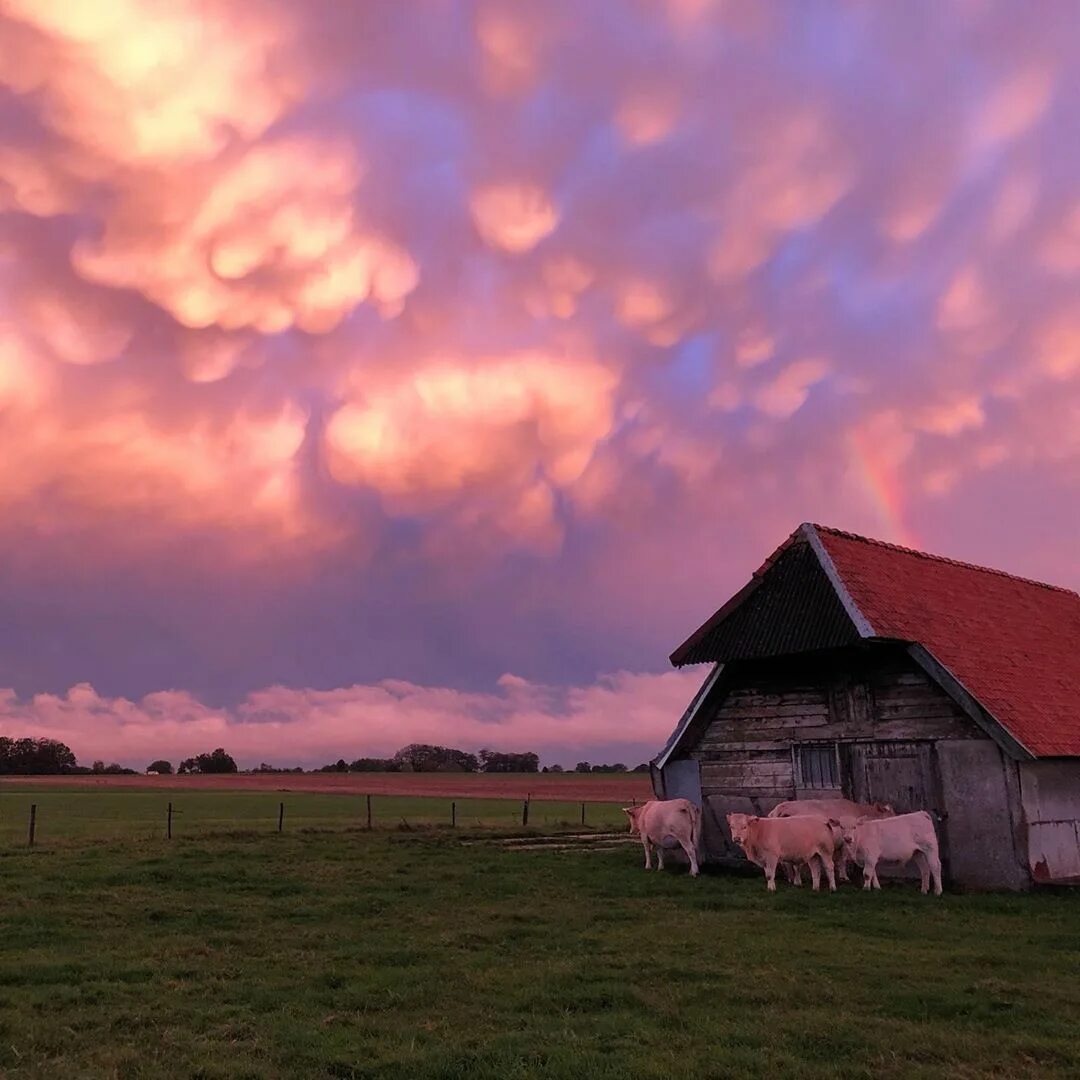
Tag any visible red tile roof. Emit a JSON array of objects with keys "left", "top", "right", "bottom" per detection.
[{"left": 814, "top": 525, "right": 1080, "bottom": 757}]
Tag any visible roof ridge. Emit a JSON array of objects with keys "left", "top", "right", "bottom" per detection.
[{"left": 809, "top": 524, "right": 1079, "bottom": 598}]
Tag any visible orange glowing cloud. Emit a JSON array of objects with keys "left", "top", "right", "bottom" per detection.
[
  {"left": 1, "top": 0, "right": 295, "bottom": 163},
  {"left": 470, "top": 182, "right": 560, "bottom": 254},
  {"left": 325, "top": 353, "right": 617, "bottom": 544},
  {"left": 73, "top": 138, "right": 418, "bottom": 333},
  {"left": 615, "top": 89, "right": 680, "bottom": 147},
  {"left": 0, "top": 367, "right": 317, "bottom": 548},
  {"left": 755, "top": 358, "right": 830, "bottom": 419}
]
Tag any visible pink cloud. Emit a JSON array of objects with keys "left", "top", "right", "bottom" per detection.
[
  {"left": 0, "top": 669, "right": 704, "bottom": 769},
  {"left": 0, "top": 0, "right": 1078, "bottom": 721}
]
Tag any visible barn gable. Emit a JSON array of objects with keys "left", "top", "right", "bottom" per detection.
[{"left": 669, "top": 535, "right": 861, "bottom": 666}]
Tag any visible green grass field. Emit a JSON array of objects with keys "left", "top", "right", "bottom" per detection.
[
  {"left": 1, "top": 819, "right": 1078, "bottom": 1079},
  {"left": 0, "top": 787, "right": 628, "bottom": 844}
]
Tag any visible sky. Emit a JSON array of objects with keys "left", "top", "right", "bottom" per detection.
[{"left": 1, "top": 0, "right": 1078, "bottom": 770}]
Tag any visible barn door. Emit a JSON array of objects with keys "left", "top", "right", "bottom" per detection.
[{"left": 848, "top": 741, "right": 939, "bottom": 815}]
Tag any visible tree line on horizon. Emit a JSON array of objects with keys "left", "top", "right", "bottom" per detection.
[{"left": 0, "top": 738, "right": 649, "bottom": 777}]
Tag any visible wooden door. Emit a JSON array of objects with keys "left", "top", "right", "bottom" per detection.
[
  {"left": 847, "top": 741, "right": 939, "bottom": 815},
  {"left": 846, "top": 741, "right": 945, "bottom": 880}
]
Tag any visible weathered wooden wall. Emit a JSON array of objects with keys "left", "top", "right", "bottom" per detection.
[
  {"left": 669, "top": 645, "right": 1031, "bottom": 885},
  {"left": 688, "top": 648, "right": 977, "bottom": 801}
]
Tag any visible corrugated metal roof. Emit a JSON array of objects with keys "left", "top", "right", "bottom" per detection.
[{"left": 669, "top": 534, "right": 860, "bottom": 666}]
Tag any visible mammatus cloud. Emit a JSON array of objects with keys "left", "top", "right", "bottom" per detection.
[
  {"left": 0, "top": 668, "right": 704, "bottom": 769},
  {"left": 0, "top": 2, "right": 1078, "bottom": 743}
]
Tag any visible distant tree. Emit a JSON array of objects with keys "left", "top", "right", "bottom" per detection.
[
  {"left": 574, "top": 762, "right": 591, "bottom": 773},
  {"left": 478, "top": 750, "right": 539, "bottom": 773},
  {"left": 0, "top": 737, "right": 78, "bottom": 775},
  {"left": 548, "top": 763, "right": 564, "bottom": 773},
  {"left": 589, "top": 763, "right": 628, "bottom": 773},
  {"left": 632, "top": 763, "right": 650, "bottom": 773},
  {"left": 178, "top": 748, "right": 238, "bottom": 774},
  {"left": 393, "top": 744, "right": 479, "bottom": 773},
  {"left": 91, "top": 760, "right": 106, "bottom": 774},
  {"left": 349, "top": 757, "right": 398, "bottom": 772},
  {"left": 147, "top": 760, "right": 173, "bottom": 775}
]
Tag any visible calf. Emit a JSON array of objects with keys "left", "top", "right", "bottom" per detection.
[
  {"left": 623, "top": 798, "right": 701, "bottom": 877},
  {"left": 726, "top": 813, "right": 837, "bottom": 893},
  {"left": 837, "top": 810, "right": 943, "bottom": 895},
  {"left": 769, "top": 798, "right": 895, "bottom": 884}
]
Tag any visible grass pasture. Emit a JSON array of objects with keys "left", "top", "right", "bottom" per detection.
[
  {"left": 0, "top": 786, "right": 629, "bottom": 845},
  {"left": 1, "top": 819, "right": 1079, "bottom": 1079}
]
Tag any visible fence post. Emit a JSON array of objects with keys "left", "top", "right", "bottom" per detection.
[
  {"left": 278, "top": 802, "right": 284, "bottom": 833},
  {"left": 451, "top": 801, "right": 456, "bottom": 828},
  {"left": 28, "top": 803, "right": 36, "bottom": 847},
  {"left": 167, "top": 801, "right": 172, "bottom": 840},
  {"left": 522, "top": 798, "right": 529, "bottom": 827},
  {"left": 366, "top": 793, "right": 372, "bottom": 831},
  {"left": 580, "top": 801, "right": 586, "bottom": 827}
]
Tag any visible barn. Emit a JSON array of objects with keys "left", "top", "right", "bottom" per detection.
[{"left": 651, "top": 523, "right": 1080, "bottom": 889}]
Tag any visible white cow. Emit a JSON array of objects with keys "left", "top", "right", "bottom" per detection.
[
  {"left": 623, "top": 798, "right": 701, "bottom": 877},
  {"left": 836, "top": 810, "right": 943, "bottom": 895},
  {"left": 726, "top": 812, "right": 838, "bottom": 892},
  {"left": 769, "top": 798, "right": 895, "bottom": 884}
]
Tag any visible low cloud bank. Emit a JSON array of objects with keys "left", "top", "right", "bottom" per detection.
[{"left": 0, "top": 668, "right": 704, "bottom": 771}]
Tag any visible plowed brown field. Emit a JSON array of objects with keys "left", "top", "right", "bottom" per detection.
[{"left": 4, "top": 770, "right": 653, "bottom": 801}]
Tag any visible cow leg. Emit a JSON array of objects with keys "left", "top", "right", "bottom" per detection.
[
  {"left": 820, "top": 849, "right": 837, "bottom": 892},
  {"left": 913, "top": 850, "right": 930, "bottom": 894},
  {"left": 763, "top": 854, "right": 779, "bottom": 892},
  {"left": 926, "top": 848, "right": 943, "bottom": 896},
  {"left": 784, "top": 861, "right": 803, "bottom": 886},
  {"left": 808, "top": 855, "right": 821, "bottom": 892},
  {"left": 836, "top": 851, "right": 850, "bottom": 883},
  {"left": 680, "top": 838, "right": 700, "bottom": 877},
  {"left": 862, "top": 857, "right": 875, "bottom": 890},
  {"left": 656, "top": 845, "right": 666, "bottom": 871},
  {"left": 642, "top": 838, "right": 652, "bottom": 871}
]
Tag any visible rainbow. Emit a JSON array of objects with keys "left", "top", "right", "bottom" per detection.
[{"left": 847, "top": 428, "right": 920, "bottom": 549}]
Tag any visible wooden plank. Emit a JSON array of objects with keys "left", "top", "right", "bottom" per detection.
[
  {"left": 702, "top": 761, "right": 792, "bottom": 776},
  {"left": 873, "top": 717, "right": 982, "bottom": 741},
  {"left": 717, "top": 703, "right": 830, "bottom": 720},
  {"left": 693, "top": 739, "right": 790, "bottom": 753},
  {"left": 723, "top": 691, "right": 827, "bottom": 707},
  {"left": 695, "top": 747, "right": 791, "bottom": 762},
  {"left": 873, "top": 703, "right": 964, "bottom": 721}
]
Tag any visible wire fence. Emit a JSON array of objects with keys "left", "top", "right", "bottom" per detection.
[{"left": 0, "top": 788, "right": 636, "bottom": 847}]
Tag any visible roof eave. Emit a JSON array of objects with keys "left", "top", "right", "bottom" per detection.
[
  {"left": 653, "top": 662, "right": 725, "bottom": 769},
  {"left": 906, "top": 643, "right": 1036, "bottom": 761}
]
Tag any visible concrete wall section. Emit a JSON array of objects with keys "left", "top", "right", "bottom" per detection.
[{"left": 936, "top": 740, "right": 1029, "bottom": 890}]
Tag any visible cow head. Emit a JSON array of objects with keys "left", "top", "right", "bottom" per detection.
[
  {"left": 726, "top": 812, "right": 752, "bottom": 848},
  {"left": 622, "top": 805, "right": 644, "bottom": 834},
  {"left": 871, "top": 801, "right": 895, "bottom": 816},
  {"left": 831, "top": 818, "right": 858, "bottom": 859}
]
